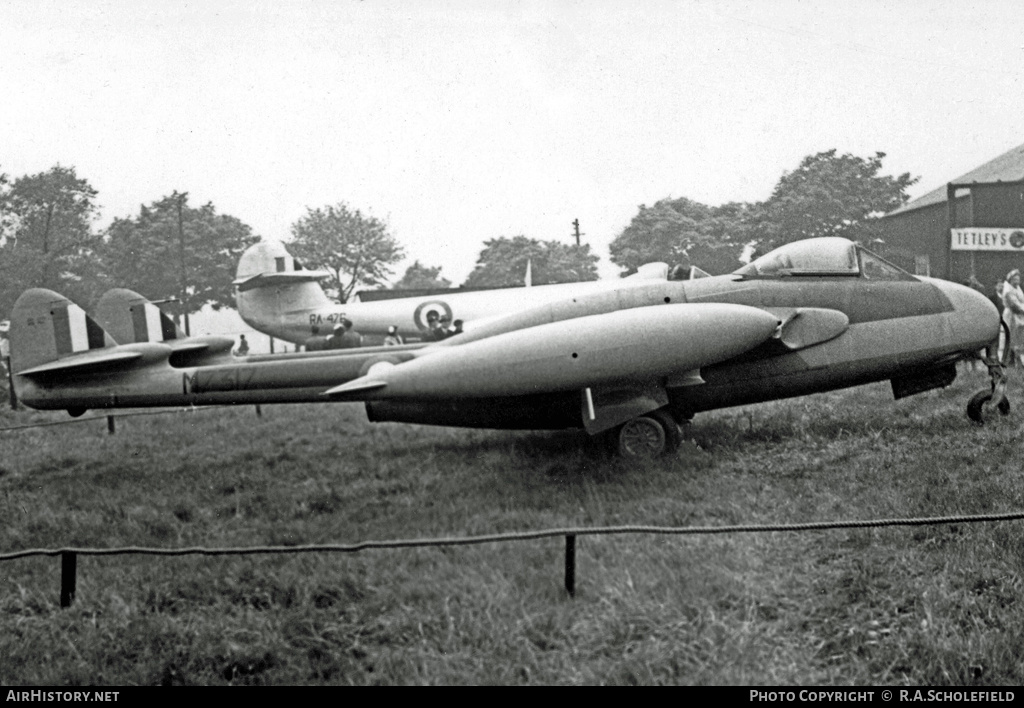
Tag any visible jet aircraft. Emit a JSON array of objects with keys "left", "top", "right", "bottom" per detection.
[
  {"left": 233, "top": 240, "right": 679, "bottom": 344},
  {"left": 8, "top": 237, "right": 1005, "bottom": 457}
]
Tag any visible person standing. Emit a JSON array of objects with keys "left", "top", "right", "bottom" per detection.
[
  {"left": 305, "top": 325, "right": 329, "bottom": 351},
  {"left": 1001, "top": 269, "right": 1024, "bottom": 367},
  {"left": 334, "top": 318, "right": 363, "bottom": 349},
  {"left": 326, "top": 323, "right": 350, "bottom": 349},
  {"left": 0, "top": 326, "right": 9, "bottom": 370},
  {"left": 992, "top": 276, "right": 1008, "bottom": 361},
  {"left": 383, "top": 325, "right": 404, "bottom": 346},
  {"left": 0, "top": 325, "right": 10, "bottom": 401},
  {"left": 424, "top": 312, "right": 446, "bottom": 341}
]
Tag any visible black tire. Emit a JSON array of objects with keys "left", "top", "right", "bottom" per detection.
[
  {"left": 615, "top": 415, "right": 668, "bottom": 459},
  {"left": 66, "top": 407, "right": 86, "bottom": 418},
  {"left": 648, "top": 408, "right": 682, "bottom": 453},
  {"left": 966, "top": 390, "right": 1010, "bottom": 424}
]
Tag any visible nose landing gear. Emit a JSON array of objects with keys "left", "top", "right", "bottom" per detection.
[{"left": 967, "top": 354, "right": 1010, "bottom": 424}]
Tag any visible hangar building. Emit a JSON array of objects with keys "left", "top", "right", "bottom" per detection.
[{"left": 876, "top": 142, "right": 1024, "bottom": 296}]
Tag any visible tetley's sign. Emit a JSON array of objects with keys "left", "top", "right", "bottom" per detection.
[{"left": 951, "top": 228, "right": 1024, "bottom": 251}]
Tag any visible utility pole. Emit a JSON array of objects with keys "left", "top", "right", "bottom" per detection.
[
  {"left": 175, "top": 192, "right": 191, "bottom": 336},
  {"left": 571, "top": 218, "right": 584, "bottom": 247}
]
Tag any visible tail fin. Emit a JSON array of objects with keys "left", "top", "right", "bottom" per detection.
[
  {"left": 95, "top": 288, "right": 183, "bottom": 344},
  {"left": 94, "top": 287, "right": 235, "bottom": 365},
  {"left": 234, "top": 241, "right": 333, "bottom": 333},
  {"left": 9, "top": 288, "right": 133, "bottom": 376}
]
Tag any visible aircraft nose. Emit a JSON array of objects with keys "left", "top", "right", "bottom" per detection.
[{"left": 929, "top": 278, "right": 1001, "bottom": 351}]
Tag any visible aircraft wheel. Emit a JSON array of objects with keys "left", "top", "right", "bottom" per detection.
[
  {"left": 66, "top": 407, "right": 87, "bottom": 418},
  {"left": 615, "top": 415, "right": 668, "bottom": 459},
  {"left": 966, "top": 389, "right": 1010, "bottom": 424},
  {"left": 648, "top": 408, "right": 682, "bottom": 453}
]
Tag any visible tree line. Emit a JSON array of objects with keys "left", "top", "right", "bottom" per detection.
[
  {"left": 609, "top": 150, "right": 918, "bottom": 276},
  {"left": 0, "top": 150, "right": 917, "bottom": 320}
]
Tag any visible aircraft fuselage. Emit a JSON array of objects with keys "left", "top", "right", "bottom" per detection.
[{"left": 238, "top": 275, "right": 663, "bottom": 344}]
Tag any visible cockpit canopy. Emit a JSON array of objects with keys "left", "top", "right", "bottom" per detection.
[{"left": 733, "top": 237, "right": 913, "bottom": 281}]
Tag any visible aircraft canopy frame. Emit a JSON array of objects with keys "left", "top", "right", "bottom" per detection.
[{"left": 734, "top": 237, "right": 914, "bottom": 281}]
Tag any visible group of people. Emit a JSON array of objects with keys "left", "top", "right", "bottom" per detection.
[
  {"left": 422, "top": 312, "right": 463, "bottom": 342},
  {"left": 299, "top": 314, "right": 467, "bottom": 351},
  {"left": 994, "top": 269, "right": 1024, "bottom": 366},
  {"left": 305, "top": 319, "right": 365, "bottom": 351}
]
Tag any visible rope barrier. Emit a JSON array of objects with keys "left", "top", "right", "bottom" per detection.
[
  {"left": 4, "top": 510, "right": 1023, "bottom": 562},
  {"left": 0, "top": 405, "right": 234, "bottom": 433},
  {"left": 4, "top": 510, "right": 1023, "bottom": 605}
]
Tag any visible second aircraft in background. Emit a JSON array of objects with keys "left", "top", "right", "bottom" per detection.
[{"left": 232, "top": 240, "right": 688, "bottom": 346}]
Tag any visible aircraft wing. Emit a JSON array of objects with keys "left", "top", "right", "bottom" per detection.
[
  {"left": 17, "top": 348, "right": 146, "bottom": 377},
  {"left": 233, "top": 271, "right": 332, "bottom": 292},
  {"left": 325, "top": 303, "right": 781, "bottom": 400},
  {"left": 166, "top": 337, "right": 235, "bottom": 354}
]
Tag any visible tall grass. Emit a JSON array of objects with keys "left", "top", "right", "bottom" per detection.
[{"left": 1, "top": 366, "right": 1022, "bottom": 684}]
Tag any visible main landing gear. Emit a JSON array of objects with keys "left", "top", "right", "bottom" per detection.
[{"left": 611, "top": 408, "right": 684, "bottom": 459}]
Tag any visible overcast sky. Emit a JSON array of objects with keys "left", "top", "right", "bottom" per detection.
[{"left": 3, "top": 0, "right": 1023, "bottom": 286}]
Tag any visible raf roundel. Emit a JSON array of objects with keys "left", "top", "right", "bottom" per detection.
[{"left": 413, "top": 300, "right": 453, "bottom": 332}]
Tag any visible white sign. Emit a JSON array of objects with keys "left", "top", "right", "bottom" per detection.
[{"left": 951, "top": 228, "right": 1024, "bottom": 251}]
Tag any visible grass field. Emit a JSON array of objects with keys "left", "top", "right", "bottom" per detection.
[{"left": 1, "top": 365, "right": 1023, "bottom": 685}]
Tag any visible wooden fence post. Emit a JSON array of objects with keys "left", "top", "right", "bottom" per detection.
[
  {"left": 60, "top": 552, "right": 77, "bottom": 608},
  {"left": 564, "top": 534, "right": 576, "bottom": 597}
]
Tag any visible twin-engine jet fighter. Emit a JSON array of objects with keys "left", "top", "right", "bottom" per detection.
[
  {"left": 233, "top": 240, "right": 677, "bottom": 344},
  {"left": 8, "top": 238, "right": 1004, "bottom": 457}
]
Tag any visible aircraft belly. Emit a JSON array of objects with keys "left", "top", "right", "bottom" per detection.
[{"left": 367, "top": 393, "right": 581, "bottom": 430}]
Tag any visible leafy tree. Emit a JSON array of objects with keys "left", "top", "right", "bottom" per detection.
[
  {"left": 289, "top": 203, "right": 405, "bottom": 303},
  {"left": 609, "top": 198, "right": 752, "bottom": 276},
  {"left": 747, "top": 150, "right": 917, "bottom": 256},
  {"left": 394, "top": 261, "right": 452, "bottom": 289},
  {"left": 0, "top": 165, "right": 103, "bottom": 316},
  {"left": 98, "top": 191, "right": 258, "bottom": 320},
  {"left": 462, "top": 236, "right": 600, "bottom": 288}
]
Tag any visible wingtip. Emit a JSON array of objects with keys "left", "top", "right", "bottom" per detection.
[{"left": 324, "top": 379, "right": 388, "bottom": 399}]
